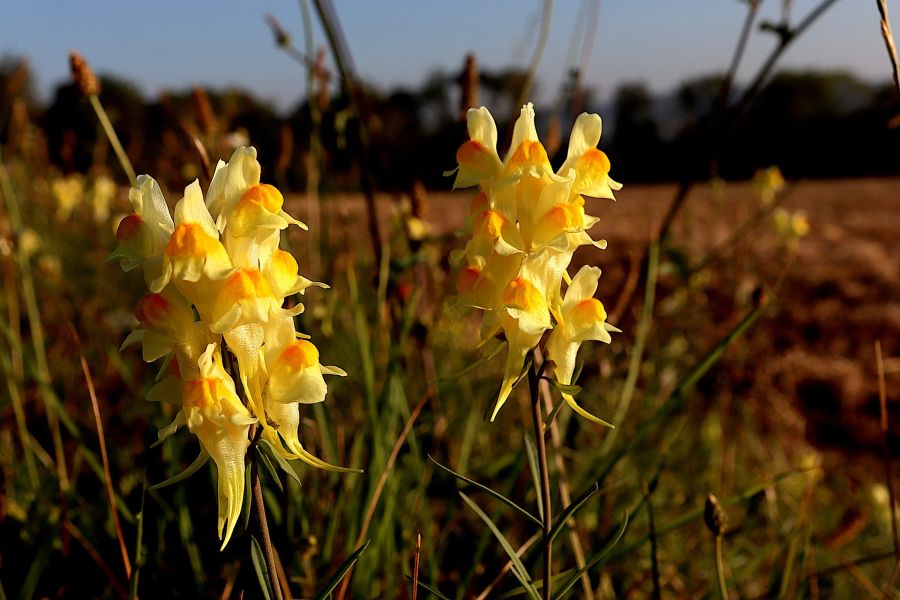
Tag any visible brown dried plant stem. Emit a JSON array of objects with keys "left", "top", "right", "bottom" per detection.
[
  {"left": 613, "top": 0, "right": 843, "bottom": 321},
  {"left": 248, "top": 423, "right": 285, "bottom": 600},
  {"left": 528, "top": 356, "right": 553, "bottom": 600},
  {"left": 77, "top": 337, "right": 132, "bottom": 582},
  {"left": 876, "top": 0, "right": 900, "bottom": 97}
]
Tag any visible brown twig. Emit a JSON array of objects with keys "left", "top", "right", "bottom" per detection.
[
  {"left": 412, "top": 532, "right": 422, "bottom": 600},
  {"left": 731, "top": 0, "right": 843, "bottom": 123},
  {"left": 73, "top": 326, "right": 132, "bottom": 581},
  {"left": 615, "top": 0, "right": 843, "bottom": 322},
  {"left": 335, "top": 390, "right": 430, "bottom": 600},
  {"left": 249, "top": 423, "right": 285, "bottom": 600},
  {"left": 475, "top": 533, "right": 542, "bottom": 600}
]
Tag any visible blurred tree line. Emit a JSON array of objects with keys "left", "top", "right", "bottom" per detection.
[{"left": 1, "top": 53, "right": 898, "bottom": 192}]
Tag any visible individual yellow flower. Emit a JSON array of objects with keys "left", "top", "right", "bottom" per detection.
[
  {"left": 452, "top": 107, "right": 503, "bottom": 189},
  {"left": 181, "top": 343, "right": 257, "bottom": 549},
  {"left": 111, "top": 175, "right": 174, "bottom": 272},
  {"left": 151, "top": 180, "right": 233, "bottom": 294},
  {"left": 545, "top": 266, "right": 619, "bottom": 426}
]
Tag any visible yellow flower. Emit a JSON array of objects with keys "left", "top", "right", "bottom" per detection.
[
  {"left": 52, "top": 173, "right": 85, "bottom": 221},
  {"left": 151, "top": 180, "right": 233, "bottom": 294},
  {"left": 452, "top": 107, "right": 504, "bottom": 189},
  {"left": 545, "top": 266, "right": 619, "bottom": 426},
  {"left": 111, "top": 175, "right": 174, "bottom": 272},
  {"left": 753, "top": 166, "right": 785, "bottom": 206},
  {"left": 451, "top": 104, "right": 620, "bottom": 423},
  {"left": 181, "top": 344, "right": 257, "bottom": 549},
  {"left": 118, "top": 146, "right": 352, "bottom": 548}
]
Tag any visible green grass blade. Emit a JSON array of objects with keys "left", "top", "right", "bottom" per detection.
[
  {"left": 458, "top": 492, "right": 540, "bottom": 600},
  {"left": 605, "top": 468, "right": 809, "bottom": 563},
  {"left": 410, "top": 578, "right": 454, "bottom": 600},
  {"left": 553, "top": 512, "right": 629, "bottom": 599},
  {"left": 548, "top": 482, "right": 601, "bottom": 545},
  {"left": 429, "top": 455, "right": 542, "bottom": 527},
  {"left": 129, "top": 477, "right": 147, "bottom": 600},
  {"left": 314, "top": 539, "right": 371, "bottom": 600}
]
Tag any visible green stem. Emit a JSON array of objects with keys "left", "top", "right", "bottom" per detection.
[
  {"left": 715, "top": 535, "right": 728, "bottom": 599},
  {"left": 528, "top": 355, "right": 552, "bottom": 600},
  {"left": 88, "top": 94, "right": 137, "bottom": 186}
]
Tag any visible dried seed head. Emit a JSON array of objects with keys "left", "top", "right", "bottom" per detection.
[
  {"left": 191, "top": 86, "right": 217, "bottom": 135},
  {"left": 704, "top": 494, "right": 728, "bottom": 537},
  {"left": 69, "top": 51, "right": 100, "bottom": 97}
]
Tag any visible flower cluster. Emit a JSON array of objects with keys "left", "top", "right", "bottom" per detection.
[
  {"left": 451, "top": 103, "right": 621, "bottom": 423},
  {"left": 113, "top": 147, "right": 347, "bottom": 548}
]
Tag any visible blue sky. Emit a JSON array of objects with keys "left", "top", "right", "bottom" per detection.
[{"left": 2, "top": 1, "right": 890, "bottom": 113}]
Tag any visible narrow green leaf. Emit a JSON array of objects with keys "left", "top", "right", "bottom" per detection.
[
  {"left": 258, "top": 438, "right": 303, "bottom": 487},
  {"left": 543, "top": 399, "right": 566, "bottom": 429},
  {"left": 549, "top": 482, "right": 601, "bottom": 544},
  {"left": 254, "top": 445, "right": 283, "bottom": 493},
  {"left": 523, "top": 435, "right": 544, "bottom": 523},
  {"left": 250, "top": 535, "right": 274, "bottom": 600},
  {"left": 428, "top": 455, "right": 542, "bottom": 527},
  {"left": 314, "top": 539, "right": 371, "bottom": 600},
  {"left": 542, "top": 378, "right": 582, "bottom": 397},
  {"left": 150, "top": 449, "right": 209, "bottom": 490},
  {"left": 459, "top": 492, "right": 540, "bottom": 600},
  {"left": 495, "top": 571, "right": 573, "bottom": 599},
  {"left": 20, "top": 537, "right": 51, "bottom": 600},
  {"left": 553, "top": 513, "right": 629, "bottom": 599}
]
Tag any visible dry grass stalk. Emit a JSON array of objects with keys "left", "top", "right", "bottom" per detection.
[{"left": 876, "top": 0, "right": 900, "bottom": 97}]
